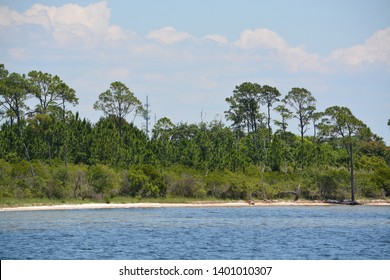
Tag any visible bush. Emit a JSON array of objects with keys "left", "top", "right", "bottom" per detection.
[
  {"left": 121, "top": 164, "right": 166, "bottom": 198},
  {"left": 168, "top": 174, "right": 206, "bottom": 198},
  {"left": 122, "top": 167, "right": 148, "bottom": 196},
  {"left": 356, "top": 155, "right": 387, "bottom": 171},
  {"left": 0, "top": 159, "right": 12, "bottom": 198},
  {"left": 140, "top": 164, "right": 166, "bottom": 197},
  {"left": 223, "top": 172, "right": 250, "bottom": 200},
  {"left": 315, "top": 168, "right": 350, "bottom": 200},
  {"left": 67, "top": 164, "right": 89, "bottom": 198},
  {"left": 262, "top": 171, "right": 305, "bottom": 200},
  {"left": 87, "top": 164, "right": 119, "bottom": 197},
  {"left": 371, "top": 167, "right": 390, "bottom": 196},
  {"left": 204, "top": 172, "right": 230, "bottom": 197},
  {"left": 355, "top": 172, "right": 383, "bottom": 198},
  {"left": 11, "top": 160, "right": 32, "bottom": 179},
  {"left": 45, "top": 178, "right": 65, "bottom": 199}
]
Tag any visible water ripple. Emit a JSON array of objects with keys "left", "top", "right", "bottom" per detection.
[{"left": 0, "top": 206, "right": 389, "bottom": 260}]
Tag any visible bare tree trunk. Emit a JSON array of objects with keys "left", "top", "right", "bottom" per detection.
[
  {"left": 260, "top": 163, "right": 266, "bottom": 200},
  {"left": 349, "top": 143, "right": 355, "bottom": 202},
  {"left": 267, "top": 104, "right": 272, "bottom": 143},
  {"left": 23, "top": 142, "right": 35, "bottom": 177},
  {"left": 17, "top": 118, "right": 35, "bottom": 177},
  {"left": 62, "top": 100, "right": 68, "bottom": 171}
]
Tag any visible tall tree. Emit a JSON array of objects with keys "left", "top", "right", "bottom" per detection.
[
  {"left": 28, "top": 71, "right": 78, "bottom": 114},
  {"left": 283, "top": 88, "right": 316, "bottom": 144},
  {"left": 0, "top": 66, "right": 34, "bottom": 176},
  {"left": 260, "top": 85, "right": 281, "bottom": 142},
  {"left": 152, "top": 117, "right": 175, "bottom": 167},
  {"left": 93, "top": 81, "right": 145, "bottom": 137},
  {"left": 0, "top": 64, "right": 9, "bottom": 121},
  {"left": 318, "top": 106, "right": 368, "bottom": 203},
  {"left": 274, "top": 104, "right": 292, "bottom": 133},
  {"left": 312, "top": 112, "right": 324, "bottom": 138},
  {"left": 56, "top": 80, "right": 78, "bottom": 167},
  {"left": 67, "top": 112, "right": 92, "bottom": 164},
  {"left": 274, "top": 105, "right": 293, "bottom": 173},
  {"left": 28, "top": 71, "right": 78, "bottom": 164},
  {"left": 225, "top": 82, "right": 263, "bottom": 134},
  {"left": 28, "top": 71, "right": 54, "bottom": 114}
]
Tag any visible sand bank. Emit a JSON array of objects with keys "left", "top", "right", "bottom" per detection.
[{"left": 1, "top": 200, "right": 388, "bottom": 212}]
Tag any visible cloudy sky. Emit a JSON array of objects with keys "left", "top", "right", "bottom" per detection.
[{"left": 1, "top": 0, "right": 389, "bottom": 143}]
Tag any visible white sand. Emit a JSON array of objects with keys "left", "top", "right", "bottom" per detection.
[
  {"left": 1, "top": 202, "right": 250, "bottom": 211},
  {"left": 2, "top": 199, "right": 388, "bottom": 212}
]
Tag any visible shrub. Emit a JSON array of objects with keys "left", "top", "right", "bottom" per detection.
[
  {"left": 204, "top": 172, "right": 230, "bottom": 197},
  {"left": 0, "top": 159, "right": 12, "bottom": 198},
  {"left": 87, "top": 164, "right": 119, "bottom": 197},
  {"left": 371, "top": 167, "right": 390, "bottom": 196},
  {"left": 316, "top": 168, "right": 350, "bottom": 200},
  {"left": 121, "top": 164, "right": 166, "bottom": 198},
  {"left": 67, "top": 164, "right": 89, "bottom": 198},
  {"left": 223, "top": 172, "right": 249, "bottom": 199},
  {"left": 168, "top": 174, "right": 206, "bottom": 198},
  {"left": 122, "top": 167, "right": 148, "bottom": 196},
  {"left": 356, "top": 155, "right": 387, "bottom": 171},
  {"left": 45, "top": 178, "right": 65, "bottom": 199},
  {"left": 140, "top": 164, "right": 166, "bottom": 197}
]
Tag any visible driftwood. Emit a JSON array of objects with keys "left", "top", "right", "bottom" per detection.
[
  {"left": 325, "top": 199, "right": 360, "bottom": 205},
  {"left": 82, "top": 193, "right": 103, "bottom": 200},
  {"left": 278, "top": 185, "right": 301, "bottom": 201}
]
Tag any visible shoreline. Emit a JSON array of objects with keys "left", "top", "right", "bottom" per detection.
[{"left": 1, "top": 199, "right": 389, "bottom": 212}]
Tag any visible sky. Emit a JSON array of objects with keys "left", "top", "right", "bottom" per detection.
[{"left": 0, "top": 0, "right": 389, "bottom": 143}]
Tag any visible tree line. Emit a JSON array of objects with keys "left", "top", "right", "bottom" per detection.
[{"left": 1, "top": 64, "right": 389, "bottom": 202}]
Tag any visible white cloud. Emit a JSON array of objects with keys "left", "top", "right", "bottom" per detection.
[
  {"left": 203, "top": 34, "right": 228, "bottom": 45},
  {"left": 147, "top": 27, "right": 191, "bottom": 45},
  {"left": 0, "top": 1, "right": 126, "bottom": 47},
  {"left": 235, "top": 28, "right": 287, "bottom": 50},
  {"left": 2, "top": 0, "right": 389, "bottom": 75},
  {"left": 234, "top": 28, "right": 325, "bottom": 72},
  {"left": 329, "top": 27, "right": 390, "bottom": 67}
]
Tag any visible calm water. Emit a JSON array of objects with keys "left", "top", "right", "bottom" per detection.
[{"left": 0, "top": 206, "right": 389, "bottom": 260}]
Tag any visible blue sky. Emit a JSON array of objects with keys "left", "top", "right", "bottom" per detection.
[{"left": 1, "top": 0, "right": 389, "bottom": 143}]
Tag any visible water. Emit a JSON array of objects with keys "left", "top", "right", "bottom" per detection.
[{"left": 0, "top": 206, "right": 389, "bottom": 259}]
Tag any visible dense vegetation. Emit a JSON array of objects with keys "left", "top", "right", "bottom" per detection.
[{"left": 1, "top": 64, "right": 389, "bottom": 204}]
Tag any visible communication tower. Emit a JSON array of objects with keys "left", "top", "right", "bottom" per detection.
[{"left": 144, "top": 95, "right": 151, "bottom": 137}]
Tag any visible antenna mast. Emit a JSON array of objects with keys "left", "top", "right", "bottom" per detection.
[{"left": 144, "top": 95, "right": 151, "bottom": 136}]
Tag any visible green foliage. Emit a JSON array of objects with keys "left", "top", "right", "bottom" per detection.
[
  {"left": 282, "top": 87, "right": 316, "bottom": 143},
  {"left": 356, "top": 172, "right": 383, "bottom": 198},
  {"left": 203, "top": 171, "right": 230, "bottom": 197},
  {"left": 87, "top": 164, "right": 118, "bottom": 197},
  {"left": 168, "top": 174, "right": 207, "bottom": 198},
  {"left": 225, "top": 82, "right": 263, "bottom": 133},
  {"left": 0, "top": 159, "right": 12, "bottom": 198},
  {"left": 371, "top": 167, "right": 390, "bottom": 196},
  {"left": 314, "top": 168, "right": 350, "bottom": 200},
  {"left": 356, "top": 155, "right": 388, "bottom": 171},
  {"left": 93, "top": 81, "right": 145, "bottom": 137},
  {"left": 1, "top": 65, "right": 390, "bottom": 202},
  {"left": 121, "top": 164, "right": 166, "bottom": 198}
]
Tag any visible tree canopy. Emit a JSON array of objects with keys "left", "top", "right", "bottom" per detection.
[
  {"left": 318, "top": 106, "right": 369, "bottom": 202},
  {"left": 225, "top": 82, "right": 263, "bottom": 134},
  {"left": 93, "top": 81, "right": 145, "bottom": 136},
  {"left": 1, "top": 64, "right": 389, "bottom": 202},
  {"left": 282, "top": 88, "right": 316, "bottom": 144}
]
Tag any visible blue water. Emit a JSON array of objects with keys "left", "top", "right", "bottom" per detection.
[{"left": 0, "top": 206, "right": 389, "bottom": 260}]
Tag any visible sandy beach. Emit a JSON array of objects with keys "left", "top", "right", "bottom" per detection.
[{"left": 1, "top": 199, "right": 389, "bottom": 211}]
